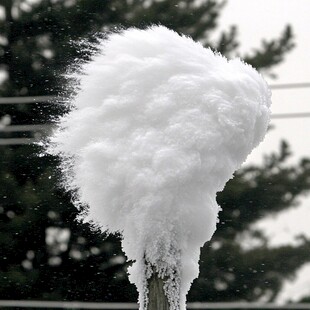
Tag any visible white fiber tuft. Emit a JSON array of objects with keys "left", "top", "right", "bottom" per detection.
[{"left": 48, "top": 26, "right": 271, "bottom": 310}]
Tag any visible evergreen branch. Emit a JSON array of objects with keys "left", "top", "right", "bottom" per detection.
[
  {"left": 213, "top": 25, "right": 239, "bottom": 56},
  {"left": 243, "top": 25, "right": 295, "bottom": 72}
]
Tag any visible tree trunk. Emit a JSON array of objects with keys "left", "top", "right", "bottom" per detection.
[{"left": 147, "top": 272, "right": 170, "bottom": 310}]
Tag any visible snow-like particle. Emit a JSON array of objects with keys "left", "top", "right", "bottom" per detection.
[{"left": 47, "top": 26, "right": 271, "bottom": 310}]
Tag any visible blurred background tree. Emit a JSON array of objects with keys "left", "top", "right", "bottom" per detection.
[{"left": 0, "top": 0, "right": 309, "bottom": 303}]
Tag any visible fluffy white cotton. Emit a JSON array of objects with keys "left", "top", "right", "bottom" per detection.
[{"left": 48, "top": 26, "right": 271, "bottom": 310}]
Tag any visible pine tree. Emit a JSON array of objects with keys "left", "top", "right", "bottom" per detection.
[{"left": 1, "top": 0, "right": 309, "bottom": 303}]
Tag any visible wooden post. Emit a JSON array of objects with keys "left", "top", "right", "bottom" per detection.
[{"left": 147, "top": 272, "right": 170, "bottom": 310}]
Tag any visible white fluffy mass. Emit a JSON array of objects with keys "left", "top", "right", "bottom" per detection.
[{"left": 48, "top": 26, "right": 271, "bottom": 310}]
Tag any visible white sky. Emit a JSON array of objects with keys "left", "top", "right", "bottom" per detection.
[{"left": 217, "top": 0, "right": 310, "bottom": 302}]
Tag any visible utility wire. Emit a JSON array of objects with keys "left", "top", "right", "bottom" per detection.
[
  {"left": 1, "top": 112, "right": 309, "bottom": 145},
  {"left": 270, "top": 82, "right": 310, "bottom": 90},
  {"left": 0, "top": 124, "right": 53, "bottom": 132},
  {"left": 0, "top": 82, "right": 310, "bottom": 104},
  {"left": 0, "top": 95, "right": 54, "bottom": 104},
  {"left": 1, "top": 90, "right": 310, "bottom": 145},
  {"left": 0, "top": 111, "right": 309, "bottom": 135},
  {"left": 271, "top": 112, "right": 310, "bottom": 119},
  {"left": 0, "top": 138, "right": 36, "bottom": 145},
  {"left": 0, "top": 300, "right": 310, "bottom": 309}
]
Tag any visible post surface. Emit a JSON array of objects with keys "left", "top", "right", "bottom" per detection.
[{"left": 147, "top": 273, "right": 170, "bottom": 310}]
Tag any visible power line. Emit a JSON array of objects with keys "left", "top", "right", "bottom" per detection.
[
  {"left": 271, "top": 112, "right": 310, "bottom": 119},
  {"left": 0, "top": 125, "right": 51, "bottom": 145},
  {"left": 0, "top": 82, "right": 310, "bottom": 105},
  {"left": 0, "top": 138, "right": 36, "bottom": 145},
  {"left": 270, "top": 82, "right": 310, "bottom": 90},
  {"left": 0, "top": 300, "right": 135, "bottom": 309},
  {"left": 0, "top": 112, "right": 309, "bottom": 145},
  {"left": 0, "top": 301, "right": 310, "bottom": 309},
  {"left": 0, "top": 93, "right": 310, "bottom": 146},
  {"left": 0, "top": 95, "right": 54, "bottom": 104},
  {"left": 0, "top": 111, "right": 309, "bottom": 135},
  {"left": 0, "top": 124, "right": 53, "bottom": 132}
]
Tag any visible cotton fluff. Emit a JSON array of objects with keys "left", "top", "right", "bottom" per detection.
[{"left": 48, "top": 26, "right": 271, "bottom": 310}]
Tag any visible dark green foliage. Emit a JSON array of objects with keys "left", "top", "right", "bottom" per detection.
[
  {"left": 215, "top": 25, "right": 239, "bottom": 57},
  {"left": 1, "top": 0, "right": 309, "bottom": 303},
  {"left": 244, "top": 25, "right": 295, "bottom": 75},
  {"left": 0, "top": 145, "right": 137, "bottom": 301}
]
